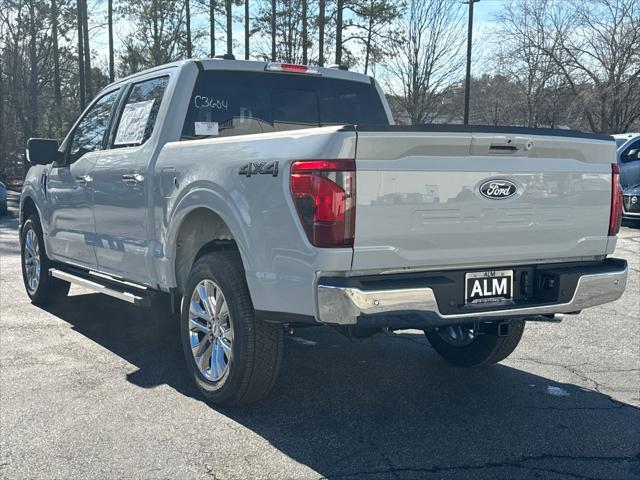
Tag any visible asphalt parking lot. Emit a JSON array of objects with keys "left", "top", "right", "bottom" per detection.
[{"left": 1, "top": 190, "right": 639, "bottom": 480}]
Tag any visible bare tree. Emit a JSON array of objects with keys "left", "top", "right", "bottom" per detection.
[
  {"left": 81, "top": 0, "right": 91, "bottom": 97},
  {"left": 108, "top": 0, "right": 114, "bottom": 81},
  {"left": 118, "top": 0, "right": 188, "bottom": 74},
  {"left": 225, "top": 0, "right": 232, "bottom": 54},
  {"left": 387, "top": 0, "right": 465, "bottom": 124},
  {"left": 335, "top": 0, "right": 343, "bottom": 64},
  {"left": 318, "top": 0, "right": 325, "bottom": 65},
  {"left": 493, "top": 0, "right": 560, "bottom": 127},
  {"left": 244, "top": 0, "right": 250, "bottom": 59},
  {"left": 521, "top": 0, "right": 640, "bottom": 133},
  {"left": 270, "top": 0, "right": 275, "bottom": 60},
  {"left": 186, "top": 0, "right": 192, "bottom": 57},
  {"left": 210, "top": 0, "right": 216, "bottom": 56},
  {"left": 345, "top": 0, "right": 402, "bottom": 74},
  {"left": 302, "top": 0, "right": 307, "bottom": 63},
  {"left": 51, "top": 0, "right": 63, "bottom": 121},
  {"left": 76, "top": 0, "right": 85, "bottom": 108},
  {"left": 256, "top": 0, "right": 317, "bottom": 63}
]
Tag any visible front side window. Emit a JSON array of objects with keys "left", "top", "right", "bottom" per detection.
[
  {"left": 69, "top": 89, "right": 120, "bottom": 164},
  {"left": 114, "top": 76, "right": 169, "bottom": 147},
  {"left": 621, "top": 140, "right": 640, "bottom": 163},
  {"left": 181, "top": 71, "right": 388, "bottom": 139}
]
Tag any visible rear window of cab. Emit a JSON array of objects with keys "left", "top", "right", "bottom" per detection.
[{"left": 181, "top": 70, "right": 388, "bottom": 139}]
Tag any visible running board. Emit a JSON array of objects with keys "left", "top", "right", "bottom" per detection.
[{"left": 49, "top": 269, "right": 151, "bottom": 307}]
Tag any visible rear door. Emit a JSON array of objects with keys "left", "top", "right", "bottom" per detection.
[
  {"left": 91, "top": 76, "right": 169, "bottom": 285},
  {"left": 46, "top": 88, "right": 121, "bottom": 268},
  {"left": 352, "top": 127, "right": 615, "bottom": 272}
]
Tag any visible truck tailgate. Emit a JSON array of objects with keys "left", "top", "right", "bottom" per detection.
[{"left": 352, "top": 126, "right": 616, "bottom": 272}]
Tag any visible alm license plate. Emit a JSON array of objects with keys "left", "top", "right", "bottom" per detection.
[{"left": 465, "top": 270, "right": 514, "bottom": 305}]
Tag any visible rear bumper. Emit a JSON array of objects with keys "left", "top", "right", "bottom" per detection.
[{"left": 317, "top": 259, "right": 627, "bottom": 327}]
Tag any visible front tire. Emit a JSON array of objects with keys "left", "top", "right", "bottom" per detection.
[
  {"left": 424, "top": 320, "right": 525, "bottom": 367},
  {"left": 20, "top": 215, "right": 70, "bottom": 305},
  {"left": 180, "top": 251, "right": 283, "bottom": 406}
]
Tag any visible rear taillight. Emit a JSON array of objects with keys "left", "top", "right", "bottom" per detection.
[
  {"left": 290, "top": 160, "right": 356, "bottom": 247},
  {"left": 609, "top": 163, "right": 623, "bottom": 236}
]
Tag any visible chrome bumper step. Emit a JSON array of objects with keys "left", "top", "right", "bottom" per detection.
[
  {"left": 49, "top": 268, "right": 151, "bottom": 307},
  {"left": 317, "top": 260, "right": 628, "bottom": 326}
]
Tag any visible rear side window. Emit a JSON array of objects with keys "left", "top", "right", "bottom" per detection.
[
  {"left": 114, "top": 76, "right": 169, "bottom": 147},
  {"left": 181, "top": 71, "right": 388, "bottom": 139}
]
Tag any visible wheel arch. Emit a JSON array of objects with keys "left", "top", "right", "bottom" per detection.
[
  {"left": 168, "top": 200, "right": 251, "bottom": 294},
  {"left": 21, "top": 195, "right": 39, "bottom": 226}
]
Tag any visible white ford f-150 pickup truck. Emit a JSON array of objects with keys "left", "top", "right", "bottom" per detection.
[{"left": 20, "top": 59, "right": 628, "bottom": 405}]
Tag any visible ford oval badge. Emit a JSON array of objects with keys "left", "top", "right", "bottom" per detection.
[{"left": 479, "top": 179, "right": 518, "bottom": 199}]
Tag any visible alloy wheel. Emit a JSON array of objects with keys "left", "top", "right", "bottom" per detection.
[
  {"left": 188, "top": 279, "right": 234, "bottom": 382},
  {"left": 23, "top": 228, "right": 41, "bottom": 293}
]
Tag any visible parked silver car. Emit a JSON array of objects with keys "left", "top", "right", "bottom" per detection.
[{"left": 614, "top": 132, "right": 640, "bottom": 188}]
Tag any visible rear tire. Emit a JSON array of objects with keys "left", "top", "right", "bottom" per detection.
[
  {"left": 180, "top": 251, "right": 283, "bottom": 406},
  {"left": 20, "top": 215, "right": 70, "bottom": 305},
  {"left": 424, "top": 320, "right": 525, "bottom": 367}
]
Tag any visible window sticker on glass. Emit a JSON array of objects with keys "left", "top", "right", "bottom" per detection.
[
  {"left": 114, "top": 99, "right": 155, "bottom": 145},
  {"left": 194, "top": 122, "right": 219, "bottom": 136}
]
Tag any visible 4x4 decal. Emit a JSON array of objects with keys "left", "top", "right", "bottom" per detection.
[{"left": 238, "top": 161, "right": 279, "bottom": 177}]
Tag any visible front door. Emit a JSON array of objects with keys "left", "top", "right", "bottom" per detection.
[
  {"left": 92, "top": 76, "right": 169, "bottom": 285},
  {"left": 46, "top": 89, "right": 122, "bottom": 269}
]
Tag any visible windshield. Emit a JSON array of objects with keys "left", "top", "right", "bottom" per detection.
[{"left": 182, "top": 70, "right": 388, "bottom": 139}]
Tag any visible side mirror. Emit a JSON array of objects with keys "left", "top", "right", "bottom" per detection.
[
  {"left": 628, "top": 149, "right": 639, "bottom": 159},
  {"left": 26, "top": 138, "right": 59, "bottom": 166}
]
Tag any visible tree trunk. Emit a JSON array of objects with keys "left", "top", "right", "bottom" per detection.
[
  {"left": 244, "top": 0, "right": 249, "bottom": 59},
  {"left": 0, "top": 57, "right": 4, "bottom": 170},
  {"left": 302, "top": 0, "right": 307, "bottom": 64},
  {"left": 209, "top": 0, "right": 216, "bottom": 57},
  {"left": 28, "top": 1, "right": 38, "bottom": 175},
  {"left": 363, "top": 14, "right": 373, "bottom": 74},
  {"left": 77, "top": 0, "right": 86, "bottom": 110},
  {"left": 335, "top": 0, "right": 343, "bottom": 64},
  {"left": 81, "top": 0, "right": 91, "bottom": 98},
  {"left": 186, "top": 0, "right": 192, "bottom": 57},
  {"left": 51, "top": 0, "right": 62, "bottom": 132},
  {"left": 152, "top": 0, "right": 160, "bottom": 64},
  {"left": 226, "top": 0, "right": 232, "bottom": 55},
  {"left": 271, "top": 0, "right": 276, "bottom": 61},
  {"left": 108, "top": 0, "right": 114, "bottom": 81},
  {"left": 318, "top": 0, "right": 325, "bottom": 65}
]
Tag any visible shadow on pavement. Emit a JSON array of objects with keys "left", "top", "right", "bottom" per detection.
[{"left": 41, "top": 292, "right": 640, "bottom": 479}]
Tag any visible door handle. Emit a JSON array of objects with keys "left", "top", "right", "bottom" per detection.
[
  {"left": 122, "top": 173, "right": 145, "bottom": 186},
  {"left": 76, "top": 175, "right": 93, "bottom": 185}
]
